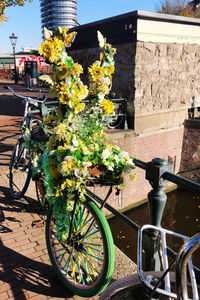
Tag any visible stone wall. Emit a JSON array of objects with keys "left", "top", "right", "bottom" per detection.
[
  {"left": 133, "top": 42, "right": 200, "bottom": 134},
  {"left": 68, "top": 43, "right": 136, "bottom": 101},
  {"left": 134, "top": 42, "right": 200, "bottom": 116},
  {"left": 67, "top": 12, "right": 200, "bottom": 210},
  {"left": 69, "top": 41, "right": 200, "bottom": 134}
]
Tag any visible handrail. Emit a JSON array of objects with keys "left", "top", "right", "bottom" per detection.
[
  {"left": 162, "top": 171, "right": 200, "bottom": 193},
  {"left": 134, "top": 158, "right": 147, "bottom": 170}
]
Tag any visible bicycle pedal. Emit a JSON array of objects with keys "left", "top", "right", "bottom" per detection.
[{"left": 32, "top": 220, "right": 45, "bottom": 228}]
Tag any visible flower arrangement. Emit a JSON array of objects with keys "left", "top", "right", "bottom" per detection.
[{"left": 31, "top": 27, "right": 135, "bottom": 241}]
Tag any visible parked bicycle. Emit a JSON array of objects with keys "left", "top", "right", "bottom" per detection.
[
  {"left": 6, "top": 86, "right": 200, "bottom": 299},
  {"left": 5, "top": 86, "right": 58, "bottom": 204},
  {"left": 100, "top": 224, "right": 200, "bottom": 299},
  {"left": 6, "top": 86, "right": 116, "bottom": 297}
]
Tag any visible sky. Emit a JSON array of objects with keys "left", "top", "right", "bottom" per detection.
[{"left": 0, "top": 0, "right": 159, "bottom": 54}]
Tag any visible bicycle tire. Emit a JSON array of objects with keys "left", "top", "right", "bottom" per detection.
[
  {"left": 9, "top": 138, "right": 32, "bottom": 199},
  {"left": 108, "top": 103, "right": 124, "bottom": 129},
  {"left": 35, "top": 177, "right": 46, "bottom": 207},
  {"left": 46, "top": 196, "right": 115, "bottom": 298},
  {"left": 99, "top": 272, "right": 177, "bottom": 300}
]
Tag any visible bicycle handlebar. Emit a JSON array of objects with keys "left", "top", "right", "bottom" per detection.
[
  {"left": 4, "top": 86, "right": 47, "bottom": 104},
  {"left": 26, "top": 87, "right": 50, "bottom": 93}
]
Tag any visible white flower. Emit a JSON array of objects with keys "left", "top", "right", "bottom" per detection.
[
  {"left": 98, "top": 93, "right": 105, "bottom": 102},
  {"left": 60, "top": 52, "right": 68, "bottom": 63},
  {"left": 43, "top": 27, "right": 53, "bottom": 40},
  {"left": 65, "top": 146, "right": 76, "bottom": 152},
  {"left": 49, "top": 150, "right": 55, "bottom": 156},
  {"left": 83, "top": 149, "right": 92, "bottom": 155},
  {"left": 74, "top": 167, "right": 90, "bottom": 179},
  {"left": 72, "top": 136, "right": 79, "bottom": 147},
  {"left": 127, "top": 158, "right": 135, "bottom": 167},
  {"left": 82, "top": 161, "right": 92, "bottom": 167},
  {"left": 113, "top": 145, "right": 120, "bottom": 151},
  {"left": 121, "top": 151, "right": 130, "bottom": 161},
  {"left": 32, "top": 154, "right": 39, "bottom": 167},
  {"left": 114, "top": 154, "right": 120, "bottom": 164},
  {"left": 107, "top": 165, "right": 114, "bottom": 171},
  {"left": 65, "top": 76, "right": 71, "bottom": 86},
  {"left": 102, "top": 149, "right": 111, "bottom": 160},
  {"left": 64, "top": 156, "right": 73, "bottom": 161}
]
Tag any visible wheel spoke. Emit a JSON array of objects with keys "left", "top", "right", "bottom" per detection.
[
  {"left": 9, "top": 140, "right": 31, "bottom": 199},
  {"left": 81, "top": 249, "right": 104, "bottom": 262},
  {"left": 82, "top": 229, "right": 100, "bottom": 240},
  {"left": 46, "top": 198, "right": 115, "bottom": 297}
]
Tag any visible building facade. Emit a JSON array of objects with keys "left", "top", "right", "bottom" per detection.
[{"left": 40, "top": 0, "right": 77, "bottom": 31}]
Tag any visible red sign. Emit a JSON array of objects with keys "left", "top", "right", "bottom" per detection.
[{"left": 16, "top": 56, "right": 46, "bottom": 67}]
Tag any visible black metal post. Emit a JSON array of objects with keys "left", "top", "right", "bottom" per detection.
[
  {"left": 144, "top": 158, "right": 173, "bottom": 272},
  {"left": 9, "top": 33, "right": 18, "bottom": 85},
  {"left": 13, "top": 45, "right": 18, "bottom": 85}
]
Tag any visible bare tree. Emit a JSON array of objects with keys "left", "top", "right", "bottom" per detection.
[
  {"left": 0, "top": 0, "right": 32, "bottom": 24},
  {"left": 158, "top": 0, "right": 189, "bottom": 15}
]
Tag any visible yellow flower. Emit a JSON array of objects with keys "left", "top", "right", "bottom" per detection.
[
  {"left": 75, "top": 103, "right": 85, "bottom": 114},
  {"left": 75, "top": 84, "right": 88, "bottom": 102},
  {"left": 107, "top": 65, "right": 115, "bottom": 77},
  {"left": 57, "top": 64, "right": 70, "bottom": 80},
  {"left": 100, "top": 99, "right": 115, "bottom": 115},
  {"left": 43, "top": 115, "right": 57, "bottom": 125},
  {"left": 52, "top": 37, "right": 63, "bottom": 51},
  {"left": 129, "top": 174, "right": 136, "bottom": 182},
  {"left": 97, "top": 81, "right": 110, "bottom": 95},
  {"left": 89, "top": 61, "right": 104, "bottom": 82},
  {"left": 65, "top": 179, "right": 76, "bottom": 187},
  {"left": 71, "top": 63, "right": 83, "bottom": 78},
  {"left": 55, "top": 122, "right": 68, "bottom": 138},
  {"left": 39, "top": 40, "right": 53, "bottom": 59},
  {"left": 48, "top": 49, "right": 60, "bottom": 64},
  {"left": 58, "top": 82, "right": 71, "bottom": 104},
  {"left": 55, "top": 188, "right": 61, "bottom": 197},
  {"left": 61, "top": 160, "right": 76, "bottom": 175}
]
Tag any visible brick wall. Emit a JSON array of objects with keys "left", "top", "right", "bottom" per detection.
[
  {"left": 180, "top": 121, "right": 200, "bottom": 173},
  {"left": 92, "top": 127, "right": 184, "bottom": 213},
  {"left": 0, "top": 70, "right": 12, "bottom": 80}
]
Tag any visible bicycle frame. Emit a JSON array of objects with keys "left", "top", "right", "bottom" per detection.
[
  {"left": 138, "top": 224, "right": 200, "bottom": 300},
  {"left": 176, "top": 233, "right": 200, "bottom": 300}
]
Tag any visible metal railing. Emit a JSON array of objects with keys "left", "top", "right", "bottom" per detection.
[{"left": 88, "top": 156, "right": 200, "bottom": 275}]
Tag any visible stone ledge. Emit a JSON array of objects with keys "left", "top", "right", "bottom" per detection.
[{"left": 184, "top": 118, "right": 200, "bottom": 129}]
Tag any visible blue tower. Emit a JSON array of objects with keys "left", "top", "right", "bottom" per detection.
[{"left": 40, "top": 0, "right": 77, "bottom": 31}]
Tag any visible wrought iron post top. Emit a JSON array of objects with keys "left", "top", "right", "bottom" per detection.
[
  {"left": 145, "top": 157, "right": 173, "bottom": 188},
  {"left": 152, "top": 157, "right": 169, "bottom": 166}
]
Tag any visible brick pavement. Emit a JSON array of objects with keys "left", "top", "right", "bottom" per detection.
[{"left": 0, "top": 82, "right": 137, "bottom": 300}]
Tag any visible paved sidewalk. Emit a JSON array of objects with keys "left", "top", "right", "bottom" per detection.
[{"left": 0, "top": 82, "right": 137, "bottom": 300}]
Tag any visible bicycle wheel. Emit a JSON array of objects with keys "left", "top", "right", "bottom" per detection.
[
  {"left": 108, "top": 102, "right": 124, "bottom": 129},
  {"left": 35, "top": 177, "right": 46, "bottom": 207},
  {"left": 9, "top": 138, "right": 32, "bottom": 199},
  {"left": 99, "top": 272, "right": 177, "bottom": 300},
  {"left": 46, "top": 196, "right": 115, "bottom": 298}
]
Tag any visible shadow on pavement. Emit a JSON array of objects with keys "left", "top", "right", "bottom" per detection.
[
  {"left": 0, "top": 238, "right": 74, "bottom": 299},
  {"left": 0, "top": 185, "right": 45, "bottom": 216},
  {"left": 0, "top": 186, "right": 74, "bottom": 299},
  {"left": 0, "top": 95, "right": 24, "bottom": 117}
]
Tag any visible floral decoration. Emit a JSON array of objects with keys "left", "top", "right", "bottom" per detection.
[{"left": 30, "top": 26, "right": 135, "bottom": 241}]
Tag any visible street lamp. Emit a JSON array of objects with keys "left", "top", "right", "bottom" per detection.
[{"left": 9, "top": 33, "right": 18, "bottom": 84}]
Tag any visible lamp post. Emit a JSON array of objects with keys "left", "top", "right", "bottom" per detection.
[{"left": 9, "top": 33, "right": 18, "bottom": 84}]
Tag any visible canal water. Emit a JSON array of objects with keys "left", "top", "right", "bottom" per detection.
[{"left": 108, "top": 188, "right": 200, "bottom": 267}]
